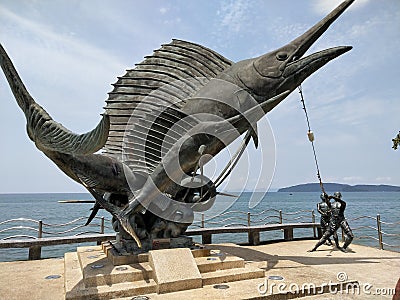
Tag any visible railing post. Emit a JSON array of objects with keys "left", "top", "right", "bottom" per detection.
[
  {"left": 377, "top": 214, "right": 383, "bottom": 250},
  {"left": 38, "top": 220, "right": 43, "bottom": 238},
  {"left": 248, "top": 230, "right": 260, "bottom": 246},
  {"left": 29, "top": 220, "right": 42, "bottom": 260},
  {"left": 100, "top": 217, "right": 105, "bottom": 234},
  {"left": 97, "top": 217, "right": 105, "bottom": 246},
  {"left": 279, "top": 210, "right": 283, "bottom": 224},
  {"left": 202, "top": 233, "right": 211, "bottom": 244},
  {"left": 201, "top": 213, "right": 205, "bottom": 228},
  {"left": 247, "top": 212, "right": 258, "bottom": 245},
  {"left": 284, "top": 227, "right": 294, "bottom": 241},
  {"left": 311, "top": 210, "right": 316, "bottom": 238}
]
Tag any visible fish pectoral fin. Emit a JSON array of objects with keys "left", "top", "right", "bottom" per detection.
[
  {"left": 85, "top": 202, "right": 101, "bottom": 225},
  {"left": 118, "top": 208, "right": 142, "bottom": 248},
  {"left": 83, "top": 185, "right": 143, "bottom": 248},
  {"left": 250, "top": 124, "right": 258, "bottom": 149}
]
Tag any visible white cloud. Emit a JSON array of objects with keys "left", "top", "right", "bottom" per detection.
[
  {"left": 312, "top": 0, "right": 370, "bottom": 15},
  {"left": 269, "top": 21, "right": 310, "bottom": 44},
  {"left": 315, "top": 96, "right": 385, "bottom": 127},
  {"left": 342, "top": 176, "right": 363, "bottom": 183},
  {"left": 217, "top": 0, "right": 249, "bottom": 33},
  {"left": 0, "top": 6, "right": 123, "bottom": 69},
  {"left": 163, "top": 17, "right": 181, "bottom": 25},
  {"left": 375, "top": 177, "right": 392, "bottom": 183},
  {"left": 0, "top": 6, "right": 126, "bottom": 129}
]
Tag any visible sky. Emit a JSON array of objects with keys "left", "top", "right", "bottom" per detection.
[{"left": 0, "top": 0, "right": 399, "bottom": 193}]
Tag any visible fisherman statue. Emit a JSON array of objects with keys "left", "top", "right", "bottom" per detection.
[
  {"left": 309, "top": 192, "right": 354, "bottom": 253},
  {"left": 0, "top": 0, "right": 356, "bottom": 252},
  {"left": 317, "top": 193, "right": 340, "bottom": 248}
]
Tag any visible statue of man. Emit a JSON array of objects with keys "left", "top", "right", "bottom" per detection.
[
  {"left": 309, "top": 192, "right": 354, "bottom": 252},
  {"left": 317, "top": 193, "right": 339, "bottom": 248}
]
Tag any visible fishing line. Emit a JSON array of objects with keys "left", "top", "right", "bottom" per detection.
[{"left": 298, "top": 85, "right": 325, "bottom": 194}]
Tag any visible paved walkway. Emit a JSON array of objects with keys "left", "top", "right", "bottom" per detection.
[{"left": 0, "top": 240, "right": 399, "bottom": 299}]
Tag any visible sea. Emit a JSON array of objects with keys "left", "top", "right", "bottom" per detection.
[{"left": 0, "top": 192, "right": 399, "bottom": 262}]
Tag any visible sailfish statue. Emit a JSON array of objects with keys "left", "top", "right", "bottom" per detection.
[{"left": 1, "top": 1, "right": 354, "bottom": 249}]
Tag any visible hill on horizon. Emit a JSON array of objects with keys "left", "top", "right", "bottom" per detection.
[{"left": 278, "top": 183, "right": 400, "bottom": 193}]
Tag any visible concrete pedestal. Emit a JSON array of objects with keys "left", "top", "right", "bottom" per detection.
[
  {"left": 64, "top": 243, "right": 265, "bottom": 299},
  {"left": 149, "top": 248, "right": 202, "bottom": 294}
]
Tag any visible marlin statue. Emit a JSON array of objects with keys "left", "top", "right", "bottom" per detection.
[{"left": 0, "top": 0, "right": 354, "bottom": 248}]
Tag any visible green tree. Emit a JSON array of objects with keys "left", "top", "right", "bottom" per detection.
[{"left": 393, "top": 131, "right": 400, "bottom": 150}]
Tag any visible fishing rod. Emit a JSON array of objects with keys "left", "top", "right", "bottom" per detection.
[{"left": 298, "top": 85, "right": 326, "bottom": 195}]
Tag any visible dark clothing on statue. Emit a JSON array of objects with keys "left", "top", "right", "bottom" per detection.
[
  {"left": 320, "top": 215, "right": 330, "bottom": 232},
  {"left": 328, "top": 196, "right": 353, "bottom": 249},
  {"left": 310, "top": 195, "right": 353, "bottom": 252},
  {"left": 317, "top": 201, "right": 338, "bottom": 247}
]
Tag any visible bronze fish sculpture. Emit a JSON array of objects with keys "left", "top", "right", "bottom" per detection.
[{"left": 0, "top": 0, "right": 354, "bottom": 248}]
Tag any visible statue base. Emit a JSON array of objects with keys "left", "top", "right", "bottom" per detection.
[
  {"left": 115, "top": 233, "right": 194, "bottom": 254},
  {"left": 64, "top": 243, "right": 265, "bottom": 299},
  {"left": 103, "top": 236, "right": 204, "bottom": 266}
]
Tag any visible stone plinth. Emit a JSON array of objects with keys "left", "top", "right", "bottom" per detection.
[
  {"left": 64, "top": 243, "right": 265, "bottom": 299},
  {"left": 149, "top": 248, "right": 202, "bottom": 294}
]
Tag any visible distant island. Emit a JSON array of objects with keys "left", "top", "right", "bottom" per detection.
[{"left": 278, "top": 183, "right": 400, "bottom": 192}]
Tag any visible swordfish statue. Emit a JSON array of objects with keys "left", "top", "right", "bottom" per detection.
[{"left": 1, "top": 0, "right": 354, "bottom": 249}]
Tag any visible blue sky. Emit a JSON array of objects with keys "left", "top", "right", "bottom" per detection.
[{"left": 0, "top": 0, "right": 399, "bottom": 193}]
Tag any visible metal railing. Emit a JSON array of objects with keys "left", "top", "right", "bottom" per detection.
[
  {"left": 342, "top": 214, "right": 400, "bottom": 250},
  {"left": 0, "top": 216, "right": 114, "bottom": 260},
  {"left": 190, "top": 210, "right": 399, "bottom": 251},
  {"left": 192, "top": 209, "right": 316, "bottom": 228},
  {"left": 0, "top": 211, "right": 398, "bottom": 261},
  {"left": 0, "top": 216, "right": 112, "bottom": 240}
]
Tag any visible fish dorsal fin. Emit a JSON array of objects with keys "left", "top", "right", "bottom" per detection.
[
  {"left": 102, "top": 39, "right": 232, "bottom": 159},
  {"left": 122, "top": 103, "right": 200, "bottom": 175}
]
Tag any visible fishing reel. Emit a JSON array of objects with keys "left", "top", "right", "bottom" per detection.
[{"left": 175, "top": 174, "right": 217, "bottom": 212}]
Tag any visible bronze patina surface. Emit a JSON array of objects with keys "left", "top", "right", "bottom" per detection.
[{"left": 0, "top": 1, "right": 354, "bottom": 251}]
